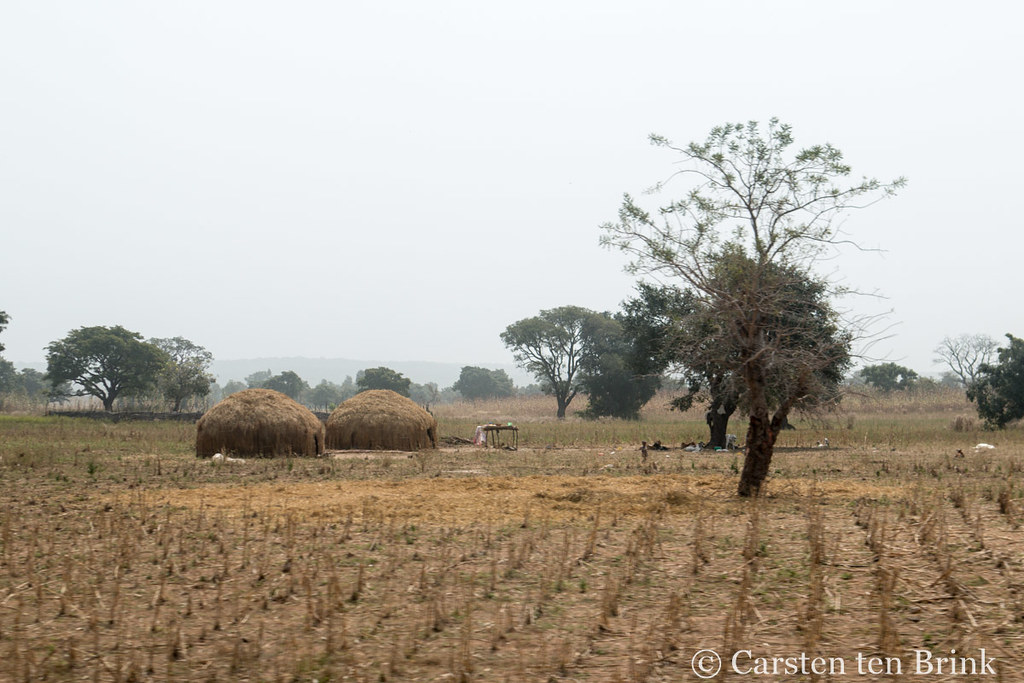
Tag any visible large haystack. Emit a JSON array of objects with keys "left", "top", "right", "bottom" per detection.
[
  {"left": 196, "top": 388, "right": 325, "bottom": 457},
  {"left": 326, "top": 390, "right": 437, "bottom": 451}
]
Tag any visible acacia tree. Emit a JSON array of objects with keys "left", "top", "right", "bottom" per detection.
[
  {"left": 935, "top": 334, "right": 998, "bottom": 389},
  {"left": 602, "top": 119, "right": 902, "bottom": 496},
  {"left": 501, "top": 306, "right": 598, "bottom": 418},
  {"left": 46, "top": 325, "right": 168, "bottom": 411},
  {"left": 150, "top": 337, "right": 214, "bottom": 411}
]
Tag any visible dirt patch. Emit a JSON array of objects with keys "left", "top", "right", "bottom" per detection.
[{"left": 123, "top": 473, "right": 907, "bottom": 525}]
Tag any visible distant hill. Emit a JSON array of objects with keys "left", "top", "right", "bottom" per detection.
[{"left": 209, "top": 357, "right": 532, "bottom": 388}]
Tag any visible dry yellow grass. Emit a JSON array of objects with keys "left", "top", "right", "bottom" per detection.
[
  {"left": 128, "top": 466, "right": 907, "bottom": 525},
  {"left": 2, "top": 398, "right": 1023, "bottom": 682}
]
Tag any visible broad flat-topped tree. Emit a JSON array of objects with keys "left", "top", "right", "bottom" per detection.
[
  {"left": 602, "top": 119, "right": 903, "bottom": 496},
  {"left": 46, "top": 325, "right": 167, "bottom": 411}
]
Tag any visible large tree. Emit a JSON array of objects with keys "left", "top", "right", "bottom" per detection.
[
  {"left": 935, "top": 334, "right": 998, "bottom": 389},
  {"left": 452, "top": 366, "right": 516, "bottom": 401},
  {"left": 621, "top": 282, "right": 739, "bottom": 445},
  {"left": 46, "top": 325, "right": 168, "bottom": 411},
  {"left": 501, "top": 306, "right": 599, "bottom": 418},
  {"left": 602, "top": 119, "right": 902, "bottom": 496},
  {"left": 967, "top": 334, "right": 1024, "bottom": 429},
  {"left": 624, "top": 269, "right": 851, "bottom": 448},
  {"left": 577, "top": 312, "right": 662, "bottom": 420},
  {"left": 150, "top": 336, "right": 214, "bottom": 411}
]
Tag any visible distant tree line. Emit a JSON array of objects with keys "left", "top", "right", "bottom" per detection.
[{"left": 0, "top": 309, "right": 541, "bottom": 414}]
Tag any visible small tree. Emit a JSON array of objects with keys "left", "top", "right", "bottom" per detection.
[
  {"left": 263, "top": 370, "right": 309, "bottom": 401},
  {"left": 46, "top": 325, "right": 167, "bottom": 411},
  {"left": 967, "top": 334, "right": 1024, "bottom": 429},
  {"left": 357, "top": 366, "right": 411, "bottom": 396},
  {"left": 859, "top": 363, "right": 919, "bottom": 392},
  {"left": 222, "top": 379, "right": 247, "bottom": 397},
  {"left": 501, "top": 306, "right": 599, "bottom": 418},
  {"left": 602, "top": 119, "right": 902, "bottom": 496},
  {"left": 452, "top": 366, "right": 516, "bottom": 401},
  {"left": 150, "top": 337, "right": 214, "bottom": 411},
  {"left": 935, "top": 334, "right": 998, "bottom": 389},
  {"left": 245, "top": 369, "right": 272, "bottom": 388},
  {"left": 308, "top": 379, "right": 344, "bottom": 411},
  {"left": 409, "top": 381, "right": 441, "bottom": 406}
]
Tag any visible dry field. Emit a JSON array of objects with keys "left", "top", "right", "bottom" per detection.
[{"left": 2, "top": 389, "right": 1024, "bottom": 682}]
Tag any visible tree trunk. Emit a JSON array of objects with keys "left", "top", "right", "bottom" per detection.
[
  {"left": 738, "top": 348, "right": 773, "bottom": 496},
  {"left": 738, "top": 405, "right": 798, "bottom": 496},
  {"left": 102, "top": 395, "right": 115, "bottom": 412},
  {"left": 738, "top": 412, "right": 774, "bottom": 496},
  {"left": 705, "top": 393, "right": 738, "bottom": 448},
  {"left": 708, "top": 411, "right": 731, "bottom": 449},
  {"left": 556, "top": 396, "right": 567, "bottom": 419}
]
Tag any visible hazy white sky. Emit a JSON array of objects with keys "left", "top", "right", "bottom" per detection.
[{"left": 2, "top": 1, "right": 1021, "bottom": 379}]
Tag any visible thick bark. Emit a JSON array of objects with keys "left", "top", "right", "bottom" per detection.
[
  {"left": 708, "top": 411, "right": 731, "bottom": 449},
  {"left": 738, "top": 412, "right": 774, "bottom": 496},
  {"left": 555, "top": 387, "right": 577, "bottom": 419},
  {"left": 738, "top": 343, "right": 773, "bottom": 496},
  {"left": 737, "top": 365, "right": 809, "bottom": 496},
  {"left": 102, "top": 395, "right": 115, "bottom": 412}
]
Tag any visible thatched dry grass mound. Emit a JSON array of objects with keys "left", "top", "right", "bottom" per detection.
[
  {"left": 196, "top": 388, "right": 325, "bottom": 458},
  {"left": 327, "top": 390, "right": 437, "bottom": 451}
]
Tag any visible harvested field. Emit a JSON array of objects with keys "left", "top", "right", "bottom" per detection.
[{"left": 2, "top": 395, "right": 1024, "bottom": 681}]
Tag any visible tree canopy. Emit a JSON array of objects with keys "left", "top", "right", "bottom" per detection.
[
  {"left": 308, "top": 379, "right": 355, "bottom": 411},
  {"left": 501, "top": 306, "right": 599, "bottom": 418},
  {"left": 967, "top": 334, "right": 1024, "bottom": 429},
  {"left": 602, "top": 119, "right": 901, "bottom": 496},
  {"left": 452, "top": 366, "right": 516, "bottom": 401},
  {"left": 222, "top": 379, "right": 247, "bottom": 397},
  {"left": 263, "top": 370, "right": 309, "bottom": 401},
  {"left": 357, "top": 367, "right": 411, "bottom": 396},
  {"left": 46, "top": 325, "right": 167, "bottom": 411},
  {"left": 576, "top": 312, "right": 661, "bottom": 420},
  {"left": 858, "top": 363, "right": 919, "bottom": 392},
  {"left": 245, "top": 369, "right": 273, "bottom": 388}
]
